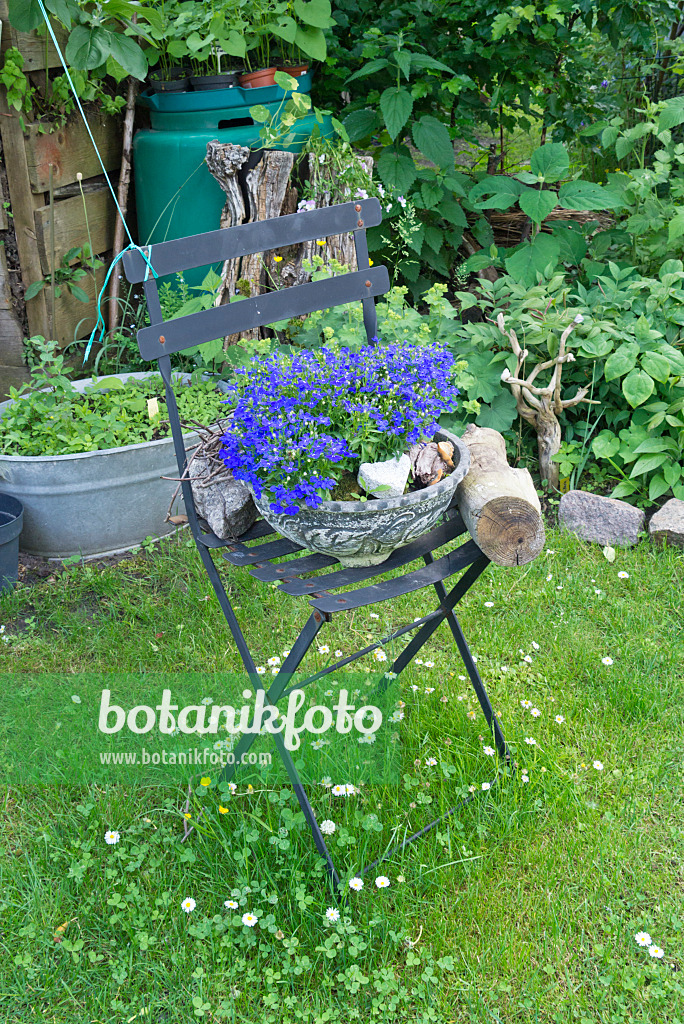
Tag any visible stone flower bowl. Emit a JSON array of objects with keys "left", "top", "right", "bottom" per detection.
[{"left": 249, "top": 428, "right": 470, "bottom": 568}]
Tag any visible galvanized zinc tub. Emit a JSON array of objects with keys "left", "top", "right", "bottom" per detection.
[{"left": 0, "top": 372, "right": 198, "bottom": 558}]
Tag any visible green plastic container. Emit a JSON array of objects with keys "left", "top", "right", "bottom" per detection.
[{"left": 134, "top": 78, "right": 331, "bottom": 286}]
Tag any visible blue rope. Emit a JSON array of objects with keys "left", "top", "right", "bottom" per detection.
[{"left": 34, "top": 0, "right": 158, "bottom": 362}]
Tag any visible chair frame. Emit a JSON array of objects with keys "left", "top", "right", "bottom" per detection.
[{"left": 123, "top": 198, "right": 510, "bottom": 893}]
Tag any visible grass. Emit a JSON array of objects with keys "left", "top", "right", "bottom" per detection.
[{"left": 1, "top": 526, "right": 683, "bottom": 1023}]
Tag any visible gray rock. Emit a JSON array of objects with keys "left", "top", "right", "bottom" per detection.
[
  {"left": 189, "top": 455, "right": 256, "bottom": 539},
  {"left": 358, "top": 453, "right": 411, "bottom": 498},
  {"left": 559, "top": 489, "right": 645, "bottom": 547},
  {"left": 648, "top": 497, "right": 684, "bottom": 548}
]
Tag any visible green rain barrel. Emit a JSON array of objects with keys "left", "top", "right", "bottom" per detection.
[{"left": 134, "top": 75, "right": 333, "bottom": 285}]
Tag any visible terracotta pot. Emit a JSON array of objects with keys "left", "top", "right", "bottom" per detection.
[
  {"left": 277, "top": 64, "right": 309, "bottom": 77},
  {"left": 239, "top": 67, "right": 278, "bottom": 88}
]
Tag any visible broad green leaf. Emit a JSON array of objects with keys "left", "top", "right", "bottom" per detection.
[
  {"left": 601, "top": 125, "right": 619, "bottom": 148},
  {"left": 504, "top": 234, "right": 561, "bottom": 285},
  {"left": 346, "top": 58, "right": 390, "bottom": 84},
  {"left": 423, "top": 224, "right": 444, "bottom": 254},
  {"left": 420, "top": 180, "right": 444, "bottom": 210},
  {"left": 622, "top": 369, "right": 654, "bottom": 408},
  {"left": 640, "top": 351, "right": 671, "bottom": 383},
  {"left": 632, "top": 437, "right": 675, "bottom": 454},
  {"left": 439, "top": 199, "right": 467, "bottom": 227},
  {"left": 249, "top": 104, "right": 271, "bottom": 123},
  {"left": 380, "top": 87, "right": 413, "bottom": 140},
  {"left": 24, "top": 280, "right": 45, "bottom": 301},
  {"left": 342, "top": 108, "right": 380, "bottom": 142},
  {"left": 7, "top": 0, "right": 43, "bottom": 31},
  {"left": 293, "top": 25, "right": 326, "bottom": 61},
  {"left": 377, "top": 146, "right": 417, "bottom": 193},
  {"left": 106, "top": 31, "right": 148, "bottom": 80},
  {"left": 668, "top": 212, "right": 684, "bottom": 244},
  {"left": 462, "top": 251, "right": 495, "bottom": 273},
  {"left": 409, "top": 54, "right": 456, "bottom": 75},
  {"left": 412, "top": 115, "right": 454, "bottom": 170},
  {"left": 578, "top": 121, "right": 608, "bottom": 137},
  {"left": 592, "top": 432, "right": 620, "bottom": 459},
  {"left": 476, "top": 390, "right": 518, "bottom": 432},
  {"left": 658, "top": 95, "right": 684, "bottom": 132},
  {"left": 67, "top": 284, "right": 90, "bottom": 303},
  {"left": 293, "top": 0, "right": 335, "bottom": 28},
  {"left": 395, "top": 50, "right": 411, "bottom": 79},
  {"left": 558, "top": 180, "right": 624, "bottom": 211},
  {"left": 65, "top": 25, "right": 109, "bottom": 70},
  {"left": 649, "top": 473, "right": 671, "bottom": 501},
  {"left": 529, "top": 143, "right": 569, "bottom": 183},
  {"left": 578, "top": 334, "right": 612, "bottom": 359},
  {"left": 629, "top": 452, "right": 667, "bottom": 477},
  {"left": 518, "top": 187, "right": 557, "bottom": 224},
  {"left": 549, "top": 222, "right": 587, "bottom": 264},
  {"left": 615, "top": 135, "right": 635, "bottom": 160},
  {"left": 604, "top": 343, "right": 639, "bottom": 381},
  {"left": 469, "top": 176, "right": 522, "bottom": 206}
]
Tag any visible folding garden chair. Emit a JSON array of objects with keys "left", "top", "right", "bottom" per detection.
[{"left": 122, "top": 198, "right": 511, "bottom": 892}]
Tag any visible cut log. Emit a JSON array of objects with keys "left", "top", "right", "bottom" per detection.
[{"left": 455, "top": 424, "right": 545, "bottom": 566}]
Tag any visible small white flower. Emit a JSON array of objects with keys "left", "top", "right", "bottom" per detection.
[
  {"left": 369, "top": 613, "right": 379, "bottom": 619},
  {"left": 524, "top": 737, "right": 537, "bottom": 746},
  {"left": 282, "top": 650, "right": 291, "bottom": 657},
  {"left": 390, "top": 709, "right": 404, "bottom": 722},
  {"left": 649, "top": 945, "right": 665, "bottom": 959},
  {"left": 424, "top": 687, "right": 435, "bottom": 694},
  {"left": 224, "top": 899, "right": 238, "bottom": 909},
  {"left": 256, "top": 666, "right": 266, "bottom": 675},
  {"left": 415, "top": 658, "right": 424, "bottom": 665},
  {"left": 635, "top": 931, "right": 652, "bottom": 947},
  {"left": 335, "top": 650, "right": 343, "bottom": 657},
  {"left": 71, "top": 695, "right": 81, "bottom": 704},
  {"left": 546, "top": 574, "right": 553, "bottom": 581},
  {"left": 593, "top": 760, "right": 604, "bottom": 771},
  {"left": 242, "top": 912, "right": 258, "bottom": 927},
  {"left": 594, "top": 588, "right": 602, "bottom": 595},
  {"left": 556, "top": 585, "right": 563, "bottom": 591},
  {"left": 617, "top": 571, "right": 629, "bottom": 579},
  {"left": 555, "top": 715, "right": 565, "bottom": 724},
  {"left": 344, "top": 783, "right": 357, "bottom": 795},
  {"left": 326, "top": 907, "right": 340, "bottom": 922},
  {"left": 271, "top": 667, "right": 278, "bottom": 675},
  {"left": 267, "top": 656, "right": 281, "bottom": 667},
  {"left": 104, "top": 830, "right": 120, "bottom": 846},
  {"left": 531, "top": 641, "right": 540, "bottom": 650},
  {"left": 521, "top": 700, "right": 532, "bottom": 709},
  {"left": 467, "top": 710, "right": 476, "bottom": 720},
  {"left": 320, "top": 819, "right": 336, "bottom": 835},
  {"left": 373, "top": 649, "right": 387, "bottom": 662},
  {"left": 484, "top": 601, "right": 494, "bottom": 608},
  {"left": 481, "top": 782, "right": 491, "bottom": 791},
  {"left": 375, "top": 875, "right": 390, "bottom": 888},
  {"left": 318, "top": 645, "right": 330, "bottom": 654},
  {"left": 521, "top": 774, "right": 530, "bottom": 783},
  {"left": 425, "top": 757, "right": 437, "bottom": 766},
  {"left": 530, "top": 708, "right": 541, "bottom": 718},
  {"left": 410, "top": 684, "right": 419, "bottom": 691},
  {"left": 181, "top": 897, "right": 196, "bottom": 914},
  {"left": 227, "top": 782, "right": 237, "bottom": 794},
  {"left": 573, "top": 314, "right": 584, "bottom": 324},
  {"left": 349, "top": 877, "right": 363, "bottom": 891},
  {"left": 601, "top": 656, "right": 613, "bottom": 666},
  {"left": 483, "top": 745, "right": 495, "bottom": 756},
  {"left": 311, "top": 738, "right": 329, "bottom": 750},
  {"left": 201, "top": 697, "right": 212, "bottom": 705},
  {"left": 331, "top": 784, "right": 346, "bottom": 796},
  {"left": 424, "top": 660, "right": 435, "bottom": 668},
  {"left": 523, "top": 655, "right": 533, "bottom": 664}
]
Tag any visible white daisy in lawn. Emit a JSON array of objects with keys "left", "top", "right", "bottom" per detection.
[
  {"left": 201, "top": 697, "right": 213, "bottom": 705},
  {"left": 181, "top": 897, "right": 196, "bottom": 914},
  {"left": 415, "top": 658, "right": 424, "bottom": 665},
  {"left": 467, "top": 710, "right": 477, "bottom": 720},
  {"left": 481, "top": 782, "right": 491, "bottom": 791},
  {"left": 267, "top": 656, "right": 281, "bottom": 667},
  {"left": 523, "top": 655, "right": 533, "bottom": 664},
  {"left": 271, "top": 668, "right": 278, "bottom": 675},
  {"left": 484, "top": 601, "right": 494, "bottom": 608},
  {"left": 331, "top": 784, "right": 346, "bottom": 796},
  {"left": 256, "top": 666, "right": 266, "bottom": 675},
  {"left": 410, "top": 684, "right": 419, "bottom": 691},
  {"left": 344, "top": 784, "right": 357, "bottom": 795},
  {"left": 524, "top": 737, "right": 537, "bottom": 746},
  {"left": 71, "top": 695, "right": 81, "bottom": 704},
  {"left": 424, "top": 660, "right": 435, "bottom": 668},
  {"left": 320, "top": 819, "right": 336, "bottom": 835},
  {"left": 373, "top": 649, "right": 387, "bottom": 662},
  {"left": 472, "top": 655, "right": 478, "bottom": 663},
  {"left": 349, "top": 877, "right": 363, "bottom": 891},
  {"left": 320, "top": 776, "right": 332, "bottom": 788},
  {"left": 635, "top": 931, "right": 652, "bottom": 947},
  {"left": 459, "top": 674, "right": 466, "bottom": 681},
  {"left": 242, "top": 912, "right": 258, "bottom": 927},
  {"left": 530, "top": 708, "right": 541, "bottom": 718},
  {"left": 556, "top": 585, "right": 563, "bottom": 590},
  {"left": 555, "top": 715, "right": 565, "bottom": 724},
  {"left": 326, "top": 907, "right": 340, "bottom": 922},
  {"left": 593, "top": 760, "right": 604, "bottom": 771},
  {"left": 521, "top": 774, "right": 530, "bottom": 783},
  {"left": 468, "top": 784, "right": 476, "bottom": 793},
  {"left": 483, "top": 746, "right": 495, "bottom": 756},
  {"left": 359, "top": 733, "right": 376, "bottom": 744},
  {"left": 375, "top": 875, "right": 390, "bottom": 889},
  {"left": 521, "top": 700, "right": 532, "bottom": 709},
  {"left": 617, "top": 571, "right": 629, "bottom": 579},
  {"left": 224, "top": 899, "right": 238, "bottom": 909},
  {"left": 369, "top": 613, "right": 379, "bottom": 619},
  {"left": 425, "top": 687, "right": 435, "bottom": 694},
  {"left": 311, "top": 739, "right": 329, "bottom": 750},
  {"left": 335, "top": 650, "right": 343, "bottom": 657},
  {"left": 104, "top": 830, "right": 120, "bottom": 845},
  {"left": 324, "top": 690, "right": 334, "bottom": 697},
  {"left": 649, "top": 945, "right": 665, "bottom": 959},
  {"left": 531, "top": 641, "right": 540, "bottom": 650},
  {"left": 389, "top": 709, "right": 404, "bottom": 723},
  {"left": 425, "top": 757, "right": 437, "bottom": 766},
  {"left": 318, "top": 645, "right": 330, "bottom": 654},
  {"left": 282, "top": 650, "right": 291, "bottom": 658},
  {"left": 546, "top": 574, "right": 553, "bottom": 582},
  {"left": 601, "top": 656, "right": 613, "bottom": 666}
]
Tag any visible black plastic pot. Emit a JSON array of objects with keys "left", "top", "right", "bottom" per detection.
[
  {"left": 148, "top": 68, "right": 190, "bottom": 93},
  {"left": 190, "top": 72, "right": 240, "bottom": 91},
  {"left": 0, "top": 492, "right": 22, "bottom": 594}
]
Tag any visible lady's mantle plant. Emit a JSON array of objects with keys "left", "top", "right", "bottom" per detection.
[{"left": 219, "top": 342, "right": 460, "bottom": 515}]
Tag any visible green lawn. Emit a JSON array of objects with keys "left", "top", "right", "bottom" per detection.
[{"left": 1, "top": 527, "right": 682, "bottom": 1023}]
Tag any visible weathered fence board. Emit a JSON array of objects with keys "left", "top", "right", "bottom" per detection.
[
  {"left": 34, "top": 188, "right": 116, "bottom": 274},
  {"left": 25, "top": 118, "right": 121, "bottom": 193}
]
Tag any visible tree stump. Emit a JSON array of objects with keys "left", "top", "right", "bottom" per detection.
[
  {"left": 204, "top": 142, "right": 373, "bottom": 347},
  {"left": 456, "top": 424, "right": 545, "bottom": 566}
]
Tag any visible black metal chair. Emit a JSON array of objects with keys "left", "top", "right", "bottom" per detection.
[{"left": 122, "top": 198, "right": 510, "bottom": 892}]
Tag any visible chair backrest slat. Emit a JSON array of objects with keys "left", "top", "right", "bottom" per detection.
[
  {"left": 138, "top": 265, "right": 389, "bottom": 360},
  {"left": 123, "top": 198, "right": 382, "bottom": 282}
]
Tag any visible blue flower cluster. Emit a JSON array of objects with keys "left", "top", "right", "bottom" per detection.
[{"left": 219, "top": 342, "right": 459, "bottom": 515}]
